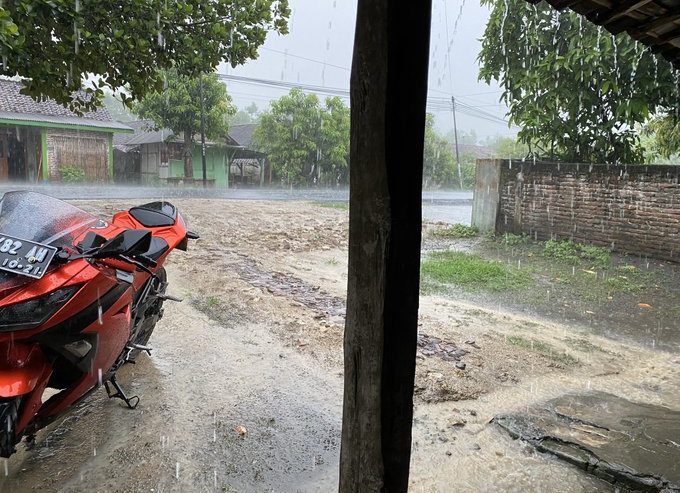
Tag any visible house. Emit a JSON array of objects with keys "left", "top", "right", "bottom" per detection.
[
  {"left": 114, "top": 121, "right": 266, "bottom": 187},
  {"left": 228, "top": 124, "right": 268, "bottom": 186},
  {"left": 0, "top": 79, "right": 132, "bottom": 182}
]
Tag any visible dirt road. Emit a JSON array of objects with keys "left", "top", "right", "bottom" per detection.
[{"left": 1, "top": 199, "right": 678, "bottom": 492}]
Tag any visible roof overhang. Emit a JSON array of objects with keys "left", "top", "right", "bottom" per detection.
[
  {"left": 526, "top": 0, "right": 680, "bottom": 68},
  {"left": 0, "top": 112, "right": 134, "bottom": 133}
]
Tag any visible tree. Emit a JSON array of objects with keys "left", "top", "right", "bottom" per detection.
[
  {"left": 318, "top": 97, "right": 350, "bottom": 185},
  {"left": 134, "top": 70, "right": 236, "bottom": 179},
  {"left": 0, "top": 0, "right": 289, "bottom": 112},
  {"left": 484, "top": 135, "right": 530, "bottom": 160},
  {"left": 230, "top": 103, "right": 260, "bottom": 125},
  {"left": 253, "top": 89, "right": 349, "bottom": 186},
  {"left": 103, "top": 92, "right": 135, "bottom": 122},
  {"left": 645, "top": 115, "right": 680, "bottom": 161},
  {"left": 479, "top": 0, "right": 680, "bottom": 163},
  {"left": 423, "top": 114, "right": 456, "bottom": 188}
]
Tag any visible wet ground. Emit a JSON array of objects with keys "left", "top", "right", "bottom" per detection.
[{"left": 0, "top": 198, "right": 678, "bottom": 492}]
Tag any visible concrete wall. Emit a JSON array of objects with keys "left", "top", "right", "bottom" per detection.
[
  {"left": 472, "top": 159, "right": 680, "bottom": 262},
  {"left": 472, "top": 159, "right": 501, "bottom": 232}
]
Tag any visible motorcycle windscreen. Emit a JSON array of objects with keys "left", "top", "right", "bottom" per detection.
[{"left": 0, "top": 191, "right": 97, "bottom": 289}]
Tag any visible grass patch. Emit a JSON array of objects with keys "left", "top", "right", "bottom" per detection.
[
  {"left": 431, "top": 223, "right": 479, "bottom": 239},
  {"left": 422, "top": 251, "right": 531, "bottom": 291},
  {"left": 543, "top": 239, "right": 611, "bottom": 268},
  {"left": 563, "top": 337, "right": 607, "bottom": 353},
  {"left": 507, "top": 335, "right": 578, "bottom": 365},
  {"left": 313, "top": 201, "right": 348, "bottom": 210},
  {"left": 498, "top": 233, "right": 530, "bottom": 247}
]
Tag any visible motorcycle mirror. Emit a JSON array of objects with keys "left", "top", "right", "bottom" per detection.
[{"left": 93, "top": 230, "right": 152, "bottom": 259}]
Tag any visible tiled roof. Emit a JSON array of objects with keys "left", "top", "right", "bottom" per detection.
[
  {"left": 0, "top": 79, "right": 131, "bottom": 132},
  {"left": 0, "top": 79, "right": 112, "bottom": 120},
  {"left": 229, "top": 123, "right": 257, "bottom": 149}
]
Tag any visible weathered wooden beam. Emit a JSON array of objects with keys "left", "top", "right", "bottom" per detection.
[
  {"left": 654, "top": 24, "right": 680, "bottom": 44},
  {"left": 596, "top": 0, "right": 651, "bottom": 26},
  {"left": 632, "top": 8, "right": 680, "bottom": 35},
  {"left": 339, "top": 0, "right": 432, "bottom": 491}
]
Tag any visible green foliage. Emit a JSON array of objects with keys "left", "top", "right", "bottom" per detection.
[
  {"left": 485, "top": 135, "right": 530, "bottom": 160},
  {"left": 134, "top": 70, "right": 235, "bottom": 178},
  {"left": 432, "top": 224, "right": 479, "bottom": 239},
  {"left": 422, "top": 251, "right": 530, "bottom": 291},
  {"left": 0, "top": 0, "right": 290, "bottom": 112},
  {"left": 543, "top": 239, "right": 610, "bottom": 268},
  {"left": 59, "top": 164, "right": 85, "bottom": 183},
  {"left": 423, "top": 114, "right": 457, "bottom": 188},
  {"left": 645, "top": 114, "right": 680, "bottom": 161},
  {"left": 103, "top": 92, "right": 135, "bottom": 122},
  {"left": 479, "top": 0, "right": 680, "bottom": 163},
  {"left": 499, "top": 233, "right": 529, "bottom": 247},
  {"left": 253, "top": 89, "right": 350, "bottom": 186}
]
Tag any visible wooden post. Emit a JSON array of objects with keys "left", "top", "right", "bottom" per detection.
[{"left": 339, "top": 1, "right": 432, "bottom": 492}]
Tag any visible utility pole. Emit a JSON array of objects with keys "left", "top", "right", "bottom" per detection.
[
  {"left": 451, "top": 96, "right": 463, "bottom": 190},
  {"left": 200, "top": 74, "right": 207, "bottom": 188}
]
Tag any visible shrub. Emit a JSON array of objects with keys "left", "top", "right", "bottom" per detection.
[
  {"left": 543, "top": 239, "right": 611, "bottom": 268},
  {"left": 59, "top": 164, "right": 86, "bottom": 183}
]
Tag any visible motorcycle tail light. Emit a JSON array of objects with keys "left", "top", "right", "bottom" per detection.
[{"left": 0, "top": 285, "right": 81, "bottom": 331}]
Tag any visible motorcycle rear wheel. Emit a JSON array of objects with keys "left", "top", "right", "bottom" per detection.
[
  {"left": 0, "top": 398, "right": 19, "bottom": 458},
  {"left": 128, "top": 267, "right": 167, "bottom": 362}
]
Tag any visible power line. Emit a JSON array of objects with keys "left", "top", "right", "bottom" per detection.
[
  {"left": 219, "top": 73, "right": 509, "bottom": 125},
  {"left": 260, "top": 47, "right": 350, "bottom": 72}
]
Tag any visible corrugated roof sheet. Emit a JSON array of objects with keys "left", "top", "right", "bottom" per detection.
[{"left": 0, "top": 111, "right": 132, "bottom": 131}]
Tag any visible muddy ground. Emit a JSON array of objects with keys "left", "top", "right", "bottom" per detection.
[{"left": 1, "top": 199, "right": 679, "bottom": 492}]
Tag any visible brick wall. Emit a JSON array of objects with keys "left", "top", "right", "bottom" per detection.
[
  {"left": 46, "top": 128, "right": 109, "bottom": 181},
  {"left": 473, "top": 159, "right": 680, "bottom": 262}
]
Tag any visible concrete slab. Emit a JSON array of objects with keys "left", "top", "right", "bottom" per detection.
[{"left": 495, "top": 391, "right": 680, "bottom": 492}]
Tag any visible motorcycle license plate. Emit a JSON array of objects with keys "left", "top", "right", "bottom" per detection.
[{"left": 0, "top": 234, "right": 57, "bottom": 279}]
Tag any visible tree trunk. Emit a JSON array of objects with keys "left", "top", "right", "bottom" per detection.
[
  {"left": 339, "top": 1, "right": 432, "bottom": 492},
  {"left": 183, "top": 131, "right": 194, "bottom": 181}
]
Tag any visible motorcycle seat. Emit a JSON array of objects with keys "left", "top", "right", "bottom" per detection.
[{"left": 129, "top": 202, "right": 177, "bottom": 228}]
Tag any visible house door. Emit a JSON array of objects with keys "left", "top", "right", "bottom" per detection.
[{"left": 0, "top": 136, "right": 8, "bottom": 181}]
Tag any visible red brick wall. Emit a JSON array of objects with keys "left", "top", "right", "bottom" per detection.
[{"left": 495, "top": 160, "right": 680, "bottom": 262}]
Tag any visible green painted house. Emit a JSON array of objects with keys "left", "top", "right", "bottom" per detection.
[
  {"left": 113, "top": 121, "right": 265, "bottom": 187},
  {"left": 0, "top": 79, "right": 132, "bottom": 182}
]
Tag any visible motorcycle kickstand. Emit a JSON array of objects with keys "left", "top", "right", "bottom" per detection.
[{"left": 104, "top": 374, "right": 140, "bottom": 410}]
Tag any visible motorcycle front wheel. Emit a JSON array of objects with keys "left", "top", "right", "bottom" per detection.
[
  {"left": 0, "top": 398, "right": 19, "bottom": 458},
  {"left": 127, "top": 267, "right": 167, "bottom": 363}
]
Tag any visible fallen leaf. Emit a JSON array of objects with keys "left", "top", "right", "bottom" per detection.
[{"left": 638, "top": 303, "right": 652, "bottom": 309}]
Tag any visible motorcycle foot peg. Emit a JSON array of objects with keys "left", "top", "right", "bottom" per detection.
[
  {"left": 157, "top": 293, "right": 182, "bottom": 302},
  {"left": 104, "top": 375, "right": 140, "bottom": 410}
]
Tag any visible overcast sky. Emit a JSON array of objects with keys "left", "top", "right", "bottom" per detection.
[{"left": 220, "top": 0, "right": 516, "bottom": 141}]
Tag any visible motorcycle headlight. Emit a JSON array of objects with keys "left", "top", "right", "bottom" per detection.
[{"left": 0, "top": 285, "right": 81, "bottom": 331}]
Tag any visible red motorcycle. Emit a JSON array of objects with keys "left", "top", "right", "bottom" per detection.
[{"left": 0, "top": 191, "right": 197, "bottom": 458}]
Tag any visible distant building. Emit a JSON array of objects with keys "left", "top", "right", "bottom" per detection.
[
  {"left": 113, "top": 121, "right": 266, "bottom": 187},
  {"left": 0, "top": 79, "right": 132, "bottom": 182},
  {"left": 455, "top": 144, "right": 494, "bottom": 160}
]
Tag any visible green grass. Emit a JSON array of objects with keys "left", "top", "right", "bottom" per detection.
[
  {"left": 431, "top": 223, "right": 479, "bottom": 239},
  {"left": 313, "top": 201, "right": 348, "bottom": 210},
  {"left": 422, "top": 251, "right": 531, "bottom": 291},
  {"left": 543, "top": 239, "right": 611, "bottom": 268},
  {"left": 507, "top": 335, "right": 578, "bottom": 365}
]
